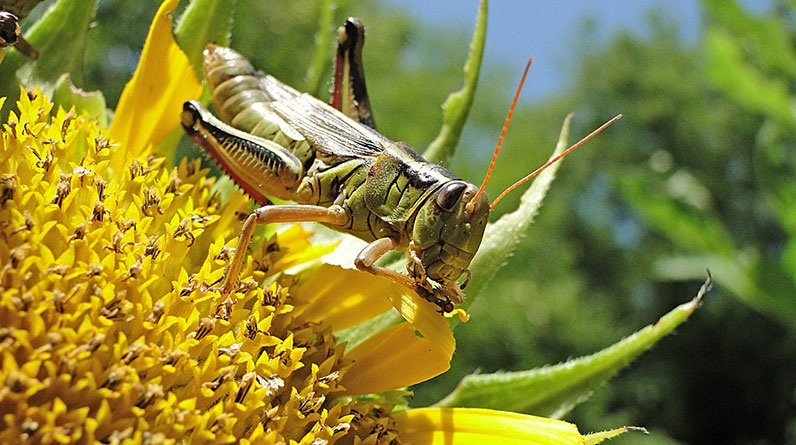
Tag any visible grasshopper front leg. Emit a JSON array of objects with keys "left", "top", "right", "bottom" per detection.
[
  {"left": 222, "top": 205, "right": 347, "bottom": 294},
  {"left": 355, "top": 238, "right": 455, "bottom": 314}
]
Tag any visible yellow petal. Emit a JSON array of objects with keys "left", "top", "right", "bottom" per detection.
[
  {"left": 271, "top": 225, "right": 338, "bottom": 272},
  {"left": 393, "top": 408, "right": 587, "bottom": 445},
  {"left": 293, "top": 262, "right": 457, "bottom": 392},
  {"left": 108, "top": 0, "right": 202, "bottom": 167},
  {"left": 291, "top": 264, "right": 394, "bottom": 331},
  {"left": 387, "top": 290, "right": 455, "bottom": 363},
  {"left": 339, "top": 321, "right": 450, "bottom": 395}
]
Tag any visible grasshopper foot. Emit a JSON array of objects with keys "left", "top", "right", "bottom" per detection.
[{"left": 414, "top": 284, "right": 455, "bottom": 314}]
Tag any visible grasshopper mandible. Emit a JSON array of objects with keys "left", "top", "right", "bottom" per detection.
[{"left": 181, "top": 18, "right": 620, "bottom": 313}]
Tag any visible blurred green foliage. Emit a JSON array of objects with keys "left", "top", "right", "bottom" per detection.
[
  {"left": 6, "top": 0, "right": 795, "bottom": 443},
  {"left": 559, "top": 1, "right": 796, "bottom": 443}
]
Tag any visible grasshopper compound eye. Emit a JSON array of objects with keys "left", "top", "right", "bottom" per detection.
[{"left": 436, "top": 181, "right": 468, "bottom": 212}]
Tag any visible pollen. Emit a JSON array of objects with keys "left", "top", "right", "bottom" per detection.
[{"left": 0, "top": 90, "right": 398, "bottom": 444}]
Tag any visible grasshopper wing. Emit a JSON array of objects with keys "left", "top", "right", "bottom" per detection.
[{"left": 262, "top": 75, "right": 390, "bottom": 160}]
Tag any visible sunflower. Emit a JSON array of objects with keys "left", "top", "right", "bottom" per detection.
[{"left": 0, "top": 0, "right": 705, "bottom": 443}]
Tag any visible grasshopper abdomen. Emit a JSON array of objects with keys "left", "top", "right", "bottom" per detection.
[{"left": 204, "top": 44, "right": 315, "bottom": 171}]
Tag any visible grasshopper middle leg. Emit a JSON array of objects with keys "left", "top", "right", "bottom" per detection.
[{"left": 222, "top": 205, "right": 347, "bottom": 294}]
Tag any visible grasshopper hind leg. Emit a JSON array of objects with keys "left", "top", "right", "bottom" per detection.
[
  {"left": 332, "top": 18, "right": 376, "bottom": 129},
  {"left": 181, "top": 101, "right": 307, "bottom": 204}
]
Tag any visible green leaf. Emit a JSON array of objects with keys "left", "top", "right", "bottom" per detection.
[
  {"left": 304, "top": 0, "right": 335, "bottom": 96},
  {"left": 654, "top": 254, "right": 796, "bottom": 328},
  {"left": 618, "top": 170, "right": 737, "bottom": 256},
  {"left": 585, "top": 427, "right": 648, "bottom": 445},
  {"left": 422, "top": 0, "right": 487, "bottom": 166},
  {"left": 53, "top": 73, "right": 108, "bottom": 127},
  {"left": 766, "top": 180, "right": 796, "bottom": 282},
  {"left": 621, "top": 170, "right": 796, "bottom": 329},
  {"left": 702, "top": 0, "right": 796, "bottom": 79},
  {"left": 463, "top": 113, "right": 571, "bottom": 310},
  {"left": 0, "top": 0, "right": 97, "bottom": 108},
  {"left": 434, "top": 275, "right": 711, "bottom": 417},
  {"left": 175, "top": 0, "right": 237, "bottom": 79},
  {"left": 704, "top": 28, "right": 795, "bottom": 127}
]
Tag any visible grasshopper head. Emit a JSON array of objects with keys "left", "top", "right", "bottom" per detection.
[
  {"left": 411, "top": 180, "right": 489, "bottom": 287},
  {"left": 407, "top": 59, "right": 532, "bottom": 291}
]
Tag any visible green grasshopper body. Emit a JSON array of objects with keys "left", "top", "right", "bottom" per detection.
[
  {"left": 181, "top": 18, "right": 619, "bottom": 313},
  {"left": 182, "top": 20, "right": 489, "bottom": 312}
]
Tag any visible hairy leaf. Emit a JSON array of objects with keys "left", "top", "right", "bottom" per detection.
[
  {"left": 53, "top": 73, "right": 108, "bottom": 127},
  {"left": 434, "top": 276, "right": 711, "bottom": 417},
  {"left": 464, "top": 114, "right": 572, "bottom": 310},
  {"left": 422, "top": 0, "right": 487, "bottom": 166}
]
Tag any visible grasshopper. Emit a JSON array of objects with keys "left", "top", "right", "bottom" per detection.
[{"left": 181, "top": 18, "right": 620, "bottom": 313}]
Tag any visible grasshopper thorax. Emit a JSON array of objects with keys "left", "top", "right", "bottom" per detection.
[{"left": 411, "top": 180, "right": 489, "bottom": 287}]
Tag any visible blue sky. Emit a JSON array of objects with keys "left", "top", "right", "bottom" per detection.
[{"left": 384, "top": 0, "right": 770, "bottom": 100}]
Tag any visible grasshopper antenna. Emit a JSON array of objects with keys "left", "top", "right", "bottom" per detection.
[
  {"left": 467, "top": 57, "right": 533, "bottom": 213},
  {"left": 489, "top": 113, "right": 623, "bottom": 210}
]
